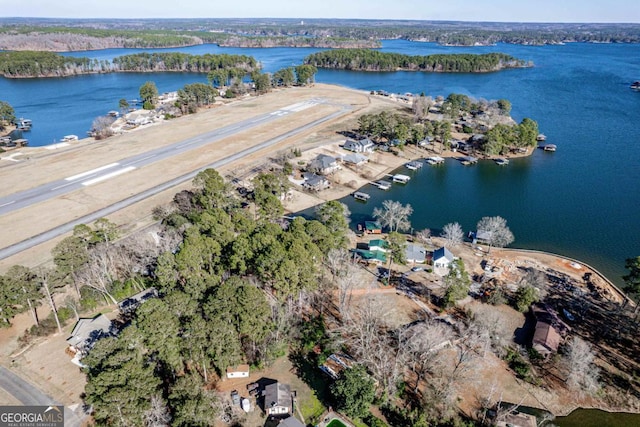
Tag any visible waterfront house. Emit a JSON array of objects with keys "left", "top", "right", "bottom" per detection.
[
  {"left": 342, "top": 153, "right": 368, "bottom": 166},
  {"left": 368, "top": 239, "right": 389, "bottom": 252},
  {"left": 308, "top": 154, "right": 340, "bottom": 175},
  {"left": 302, "top": 173, "right": 330, "bottom": 191},
  {"left": 343, "top": 138, "right": 375, "bottom": 153},
  {"left": 405, "top": 243, "right": 427, "bottom": 264},
  {"left": 432, "top": 247, "right": 455, "bottom": 270},
  {"left": 352, "top": 249, "right": 387, "bottom": 265},
  {"left": 226, "top": 364, "right": 250, "bottom": 379},
  {"left": 418, "top": 136, "right": 434, "bottom": 148},
  {"left": 264, "top": 382, "right": 292, "bottom": 415}
]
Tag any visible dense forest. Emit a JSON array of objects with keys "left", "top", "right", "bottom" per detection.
[
  {"left": 0, "top": 51, "right": 259, "bottom": 78},
  {"left": 112, "top": 52, "right": 258, "bottom": 73},
  {"left": 2, "top": 18, "right": 640, "bottom": 51},
  {"left": 304, "top": 49, "right": 531, "bottom": 72}
]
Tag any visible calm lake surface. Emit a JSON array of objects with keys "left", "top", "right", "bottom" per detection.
[{"left": 1, "top": 40, "right": 639, "bottom": 286}]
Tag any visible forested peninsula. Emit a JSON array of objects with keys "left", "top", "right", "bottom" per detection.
[
  {"left": 304, "top": 49, "right": 532, "bottom": 72},
  {"left": 0, "top": 51, "right": 259, "bottom": 78}
]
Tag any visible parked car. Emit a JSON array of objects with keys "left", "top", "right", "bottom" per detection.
[
  {"left": 411, "top": 266, "right": 424, "bottom": 272},
  {"left": 230, "top": 390, "right": 240, "bottom": 405}
]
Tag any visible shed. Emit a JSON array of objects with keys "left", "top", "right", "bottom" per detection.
[
  {"left": 264, "top": 382, "right": 292, "bottom": 415},
  {"left": 226, "top": 364, "right": 250, "bottom": 379}
]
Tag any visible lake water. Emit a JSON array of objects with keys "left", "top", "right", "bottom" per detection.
[{"left": 1, "top": 40, "right": 639, "bottom": 286}]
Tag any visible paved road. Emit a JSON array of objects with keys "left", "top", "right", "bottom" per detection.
[
  {"left": 0, "top": 366, "right": 85, "bottom": 427},
  {"left": 0, "top": 105, "right": 350, "bottom": 260},
  {"left": 0, "top": 99, "right": 325, "bottom": 216}
]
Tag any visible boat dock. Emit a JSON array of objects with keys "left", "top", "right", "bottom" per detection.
[
  {"left": 536, "top": 133, "right": 547, "bottom": 141},
  {"left": 542, "top": 144, "right": 557, "bottom": 152},
  {"left": 353, "top": 191, "right": 371, "bottom": 201},
  {"left": 495, "top": 158, "right": 509, "bottom": 166},
  {"left": 405, "top": 161, "right": 423, "bottom": 170},
  {"left": 392, "top": 174, "right": 411, "bottom": 183},
  {"left": 426, "top": 156, "right": 445, "bottom": 165},
  {"left": 371, "top": 180, "right": 392, "bottom": 190},
  {"left": 458, "top": 156, "right": 478, "bottom": 166}
]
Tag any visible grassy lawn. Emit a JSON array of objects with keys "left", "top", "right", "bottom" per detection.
[{"left": 327, "top": 420, "right": 347, "bottom": 427}]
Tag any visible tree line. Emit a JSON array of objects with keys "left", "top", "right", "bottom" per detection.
[
  {"left": 304, "top": 49, "right": 531, "bottom": 72},
  {"left": 0, "top": 51, "right": 259, "bottom": 78}
]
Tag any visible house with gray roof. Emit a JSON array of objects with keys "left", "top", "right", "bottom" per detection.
[
  {"left": 264, "top": 382, "right": 292, "bottom": 415},
  {"left": 308, "top": 154, "right": 340, "bottom": 175},
  {"left": 66, "top": 314, "right": 113, "bottom": 356},
  {"left": 405, "top": 243, "right": 427, "bottom": 264},
  {"left": 342, "top": 153, "right": 368, "bottom": 166},
  {"left": 302, "top": 173, "right": 330, "bottom": 191}
]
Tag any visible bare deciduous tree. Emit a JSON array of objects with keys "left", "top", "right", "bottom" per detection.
[
  {"left": 144, "top": 395, "right": 171, "bottom": 427},
  {"left": 470, "top": 305, "right": 512, "bottom": 357},
  {"left": 441, "top": 222, "right": 464, "bottom": 247},
  {"left": 476, "top": 216, "right": 515, "bottom": 253},
  {"left": 415, "top": 228, "right": 432, "bottom": 246},
  {"left": 564, "top": 336, "right": 600, "bottom": 397},
  {"left": 373, "top": 200, "right": 413, "bottom": 232},
  {"left": 520, "top": 268, "right": 549, "bottom": 300},
  {"left": 337, "top": 296, "right": 405, "bottom": 396},
  {"left": 403, "top": 320, "right": 454, "bottom": 392}
]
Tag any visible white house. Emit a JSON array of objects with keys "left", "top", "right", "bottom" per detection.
[
  {"left": 226, "top": 364, "right": 250, "bottom": 379},
  {"left": 343, "top": 138, "right": 375, "bottom": 153},
  {"left": 432, "top": 247, "right": 455, "bottom": 269}
]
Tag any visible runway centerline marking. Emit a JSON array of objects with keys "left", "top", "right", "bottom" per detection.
[
  {"left": 65, "top": 163, "right": 120, "bottom": 181},
  {"left": 81, "top": 166, "right": 136, "bottom": 186}
]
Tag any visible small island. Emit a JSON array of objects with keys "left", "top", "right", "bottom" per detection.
[{"left": 304, "top": 49, "right": 533, "bottom": 72}]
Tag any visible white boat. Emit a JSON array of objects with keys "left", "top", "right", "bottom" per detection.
[
  {"left": 392, "top": 174, "right": 411, "bottom": 183},
  {"left": 61, "top": 135, "right": 79, "bottom": 142},
  {"left": 536, "top": 133, "right": 547, "bottom": 141},
  {"left": 495, "top": 158, "right": 509, "bottom": 166},
  {"left": 18, "top": 118, "right": 32, "bottom": 127}
]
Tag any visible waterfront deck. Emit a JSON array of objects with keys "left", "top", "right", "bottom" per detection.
[
  {"left": 392, "top": 174, "right": 411, "bottom": 183},
  {"left": 458, "top": 156, "right": 478, "bottom": 165},
  {"left": 372, "top": 180, "right": 392, "bottom": 190},
  {"left": 405, "top": 160, "right": 423, "bottom": 170},
  {"left": 426, "top": 156, "right": 445, "bottom": 165},
  {"left": 353, "top": 191, "right": 371, "bottom": 201}
]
